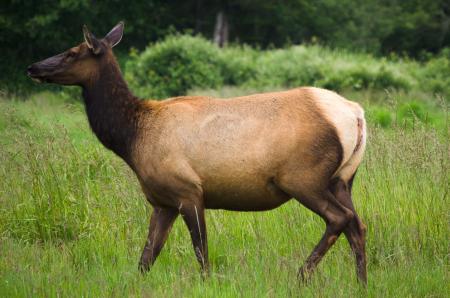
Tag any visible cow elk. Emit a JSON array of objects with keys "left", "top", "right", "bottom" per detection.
[{"left": 27, "top": 22, "right": 368, "bottom": 284}]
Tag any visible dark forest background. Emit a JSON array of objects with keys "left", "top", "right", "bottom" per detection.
[{"left": 1, "top": 0, "right": 449, "bottom": 91}]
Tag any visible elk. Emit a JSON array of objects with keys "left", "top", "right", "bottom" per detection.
[{"left": 27, "top": 22, "right": 368, "bottom": 284}]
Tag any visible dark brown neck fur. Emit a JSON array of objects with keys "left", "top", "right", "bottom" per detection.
[{"left": 81, "top": 53, "right": 146, "bottom": 165}]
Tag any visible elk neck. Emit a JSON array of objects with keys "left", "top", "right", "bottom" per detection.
[{"left": 81, "top": 55, "right": 149, "bottom": 166}]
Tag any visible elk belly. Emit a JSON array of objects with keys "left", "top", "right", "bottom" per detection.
[{"left": 202, "top": 176, "right": 291, "bottom": 211}]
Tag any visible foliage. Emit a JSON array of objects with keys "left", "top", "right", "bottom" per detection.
[
  {"left": 218, "top": 45, "right": 259, "bottom": 85},
  {"left": 125, "top": 35, "right": 449, "bottom": 99},
  {"left": 0, "top": 0, "right": 176, "bottom": 94},
  {"left": 1, "top": 0, "right": 449, "bottom": 94},
  {"left": 1, "top": 0, "right": 448, "bottom": 59},
  {"left": 417, "top": 49, "right": 450, "bottom": 96},
  {"left": 244, "top": 46, "right": 412, "bottom": 91},
  {"left": 397, "top": 101, "right": 432, "bottom": 127},
  {"left": 366, "top": 107, "right": 393, "bottom": 128},
  {"left": 125, "top": 35, "right": 224, "bottom": 98}
]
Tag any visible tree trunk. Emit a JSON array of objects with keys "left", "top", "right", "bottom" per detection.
[{"left": 213, "top": 10, "right": 229, "bottom": 47}]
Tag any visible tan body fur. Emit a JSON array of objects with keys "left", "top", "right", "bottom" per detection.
[{"left": 134, "top": 88, "right": 365, "bottom": 212}]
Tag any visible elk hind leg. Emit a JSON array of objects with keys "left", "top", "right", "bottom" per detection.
[
  {"left": 330, "top": 176, "right": 367, "bottom": 284},
  {"left": 291, "top": 189, "right": 355, "bottom": 281}
]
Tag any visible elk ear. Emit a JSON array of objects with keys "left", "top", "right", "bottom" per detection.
[
  {"left": 83, "top": 25, "right": 102, "bottom": 55},
  {"left": 104, "top": 21, "right": 124, "bottom": 48}
]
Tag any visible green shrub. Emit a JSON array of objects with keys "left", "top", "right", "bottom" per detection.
[
  {"left": 125, "top": 35, "right": 224, "bottom": 98},
  {"left": 397, "top": 101, "right": 432, "bottom": 126},
  {"left": 123, "top": 35, "right": 447, "bottom": 99},
  {"left": 244, "top": 46, "right": 325, "bottom": 88},
  {"left": 373, "top": 66, "right": 411, "bottom": 90},
  {"left": 370, "top": 107, "right": 393, "bottom": 128},
  {"left": 419, "top": 49, "right": 450, "bottom": 98},
  {"left": 219, "top": 45, "right": 258, "bottom": 85},
  {"left": 239, "top": 46, "right": 410, "bottom": 91},
  {"left": 319, "top": 65, "right": 410, "bottom": 91}
]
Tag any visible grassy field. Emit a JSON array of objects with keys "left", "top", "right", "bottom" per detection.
[{"left": 0, "top": 89, "right": 448, "bottom": 297}]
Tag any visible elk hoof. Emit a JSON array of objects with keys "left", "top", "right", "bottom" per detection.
[
  {"left": 138, "top": 262, "right": 150, "bottom": 274},
  {"left": 298, "top": 267, "right": 312, "bottom": 284}
]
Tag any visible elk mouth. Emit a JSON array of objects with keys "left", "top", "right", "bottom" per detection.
[
  {"left": 27, "top": 72, "right": 53, "bottom": 84},
  {"left": 29, "top": 75, "right": 45, "bottom": 83},
  {"left": 27, "top": 65, "right": 52, "bottom": 83}
]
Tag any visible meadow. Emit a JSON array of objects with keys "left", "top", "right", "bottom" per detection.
[{"left": 0, "top": 39, "right": 449, "bottom": 297}]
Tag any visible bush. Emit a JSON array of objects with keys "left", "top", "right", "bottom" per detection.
[
  {"left": 125, "top": 35, "right": 224, "bottom": 98},
  {"left": 124, "top": 35, "right": 447, "bottom": 100},
  {"left": 369, "top": 107, "right": 393, "bottom": 128},
  {"left": 397, "top": 101, "right": 433, "bottom": 127},
  {"left": 240, "top": 45, "right": 411, "bottom": 91},
  {"left": 319, "top": 65, "right": 410, "bottom": 91},
  {"left": 419, "top": 49, "right": 450, "bottom": 97},
  {"left": 244, "top": 46, "right": 324, "bottom": 88},
  {"left": 218, "top": 45, "right": 258, "bottom": 85}
]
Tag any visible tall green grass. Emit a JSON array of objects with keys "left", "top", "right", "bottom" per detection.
[{"left": 0, "top": 92, "right": 448, "bottom": 297}]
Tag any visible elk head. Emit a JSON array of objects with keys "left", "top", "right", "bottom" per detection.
[{"left": 27, "top": 22, "right": 124, "bottom": 86}]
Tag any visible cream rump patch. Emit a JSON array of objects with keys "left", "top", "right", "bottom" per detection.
[{"left": 309, "top": 87, "right": 366, "bottom": 181}]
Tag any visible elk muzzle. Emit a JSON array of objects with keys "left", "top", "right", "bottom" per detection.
[{"left": 27, "top": 52, "right": 67, "bottom": 83}]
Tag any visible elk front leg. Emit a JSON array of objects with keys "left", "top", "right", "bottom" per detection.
[
  {"left": 179, "top": 202, "right": 209, "bottom": 273},
  {"left": 139, "top": 207, "right": 179, "bottom": 273}
]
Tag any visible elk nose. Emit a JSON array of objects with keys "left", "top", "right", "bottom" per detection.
[{"left": 27, "top": 64, "right": 36, "bottom": 75}]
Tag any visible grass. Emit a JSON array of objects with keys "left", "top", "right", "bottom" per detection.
[{"left": 0, "top": 89, "right": 448, "bottom": 297}]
